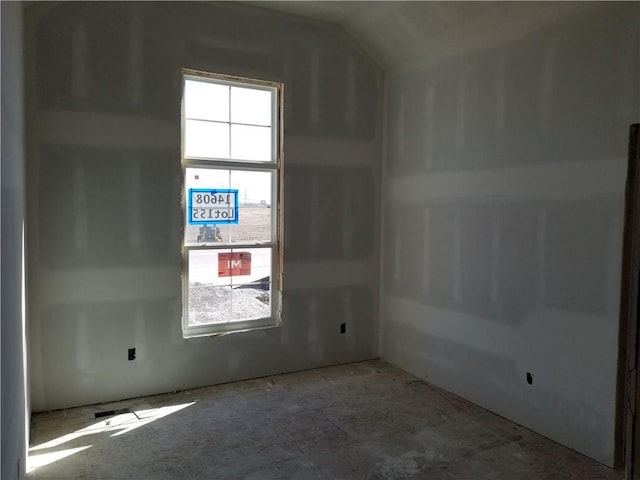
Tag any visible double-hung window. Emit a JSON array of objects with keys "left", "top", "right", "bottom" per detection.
[{"left": 181, "top": 69, "right": 283, "bottom": 337}]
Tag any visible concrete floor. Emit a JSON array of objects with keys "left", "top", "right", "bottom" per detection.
[{"left": 28, "top": 360, "right": 622, "bottom": 480}]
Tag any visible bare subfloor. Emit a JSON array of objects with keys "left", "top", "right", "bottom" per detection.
[{"left": 28, "top": 361, "right": 622, "bottom": 480}]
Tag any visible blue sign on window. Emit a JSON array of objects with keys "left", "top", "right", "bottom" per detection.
[{"left": 188, "top": 188, "right": 239, "bottom": 225}]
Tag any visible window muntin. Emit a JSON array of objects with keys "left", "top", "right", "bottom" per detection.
[{"left": 181, "top": 70, "right": 283, "bottom": 337}]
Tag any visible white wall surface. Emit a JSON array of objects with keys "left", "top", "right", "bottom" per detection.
[
  {"left": 26, "top": 2, "right": 382, "bottom": 412},
  {"left": 380, "top": 2, "right": 639, "bottom": 467},
  {"left": 2, "top": 1, "right": 28, "bottom": 478}
]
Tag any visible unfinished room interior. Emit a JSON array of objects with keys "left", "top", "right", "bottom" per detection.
[{"left": 2, "top": 0, "right": 640, "bottom": 478}]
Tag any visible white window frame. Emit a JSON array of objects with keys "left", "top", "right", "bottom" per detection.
[{"left": 181, "top": 68, "right": 284, "bottom": 338}]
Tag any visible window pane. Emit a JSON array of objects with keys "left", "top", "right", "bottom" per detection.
[
  {"left": 230, "top": 125, "right": 271, "bottom": 162},
  {"left": 227, "top": 247, "right": 271, "bottom": 287},
  {"left": 184, "top": 168, "right": 231, "bottom": 245},
  {"left": 229, "top": 247, "right": 272, "bottom": 320},
  {"left": 230, "top": 170, "right": 272, "bottom": 244},
  {"left": 232, "top": 282, "right": 271, "bottom": 321},
  {"left": 188, "top": 249, "right": 231, "bottom": 286},
  {"left": 185, "top": 168, "right": 230, "bottom": 192},
  {"left": 230, "top": 86, "right": 272, "bottom": 126},
  {"left": 184, "top": 80, "right": 229, "bottom": 122},
  {"left": 187, "top": 247, "right": 272, "bottom": 325},
  {"left": 185, "top": 168, "right": 273, "bottom": 246},
  {"left": 188, "top": 285, "right": 232, "bottom": 325},
  {"left": 184, "top": 120, "right": 229, "bottom": 159}
]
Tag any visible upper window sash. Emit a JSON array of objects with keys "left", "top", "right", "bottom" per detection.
[{"left": 182, "top": 71, "right": 280, "bottom": 165}]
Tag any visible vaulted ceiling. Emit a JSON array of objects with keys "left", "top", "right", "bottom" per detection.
[{"left": 242, "top": 1, "right": 587, "bottom": 72}]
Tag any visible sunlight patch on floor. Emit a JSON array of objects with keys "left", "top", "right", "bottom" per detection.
[
  {"left": 28, "top": 446, "right": 92, "bottom": 472},
  {"left": 28, "top": 401, "right": 196, "bottom": 473}
]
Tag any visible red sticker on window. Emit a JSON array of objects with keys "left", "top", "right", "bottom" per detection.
[{"left": 218, "top": 252, "right": 252, "bottom": 277}]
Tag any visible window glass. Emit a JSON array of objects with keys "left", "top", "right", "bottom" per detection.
[
  {"left": 184, "top": 168, "right": 272, "bottom": 246},
  {"left": 229, "top": 170, "right": 272, "bottom": 244},
  {"left": 230, "top": 86, "right": 272, "bottom": 126},
  {"left": 184, "top": 80, "right": 229, "bottom": 122},
  {"left": 187, "top": 247, "right": 272, "bottom": 325},
  {"left": 230, "top": 125, "right": 272, "bottom": 162},
  {"left": 184, "top": 120, "right": 229, "bottom": 159}
]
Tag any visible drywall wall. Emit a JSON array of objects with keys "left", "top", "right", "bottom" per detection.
[
  {"left": 380, "top": 2, "right": 639, "bottom": 467},
  {"left": 2, "top": 2, "right": 28, "bottom": 478},
  {"left": 26, "top": 1, "right": 382, "bottom": 411}
]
